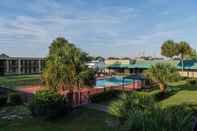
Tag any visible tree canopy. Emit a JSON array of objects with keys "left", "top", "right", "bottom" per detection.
[
  {"left": 161, "top": 40, "right": 179, "bottom": 59},
  {"left": 95, "top": 56, "right": 105, "bottom": 62},
  {"left": 161, "top": 40, "right": 192, "bottom": 71},
  {"left": 178, "top": 41, "right": 192, "bottom": 59},
  {"left": 42, "top": 37, "right": 95, "bottom": 92},
  {"left": 186, "top": 49, "right": 197, "bottom": 60},
  {"left": 161, "top": 40, "right": 192, "bottom": 59}
]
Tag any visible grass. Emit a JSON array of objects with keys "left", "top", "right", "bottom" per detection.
[
  {"left": 159, "top": 81, "right": 197, "bottom": 110},
  {"left": 0, "top": 106, "right": 114, "bottom": 131},
  {"left": 102, "top": 80, "right": 197, "bottom": 111},
  {"left": 0, "top": 75, "right": 41, "bottom": 89}
]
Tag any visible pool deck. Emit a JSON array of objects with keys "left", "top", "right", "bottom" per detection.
[
  {"left": 14, "top": 81, "right": 142, "bottom": 105},
  {"left": 17, "top": 85, "right": 42, "bottom": 94},
  {"left": 16, "top": 80, "right": 142, "bottom": 95}
]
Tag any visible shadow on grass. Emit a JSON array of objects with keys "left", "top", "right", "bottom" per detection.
[
  {"left": 147, "top": 82, "right": 197, "bottom": 102},
  {"left": 153, "top": 91, "right": 176, "bottom": 102}
]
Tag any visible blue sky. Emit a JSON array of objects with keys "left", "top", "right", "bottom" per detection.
[{"left": 0, "top": 0, "right": 197, "bottom": 58}]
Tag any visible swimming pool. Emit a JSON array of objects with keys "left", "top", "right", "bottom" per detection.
[{"left": 96, "top": 76, "right": 133, "bottom": 88}]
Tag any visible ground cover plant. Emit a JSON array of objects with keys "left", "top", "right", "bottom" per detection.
[{"left": 108, "top": 92, "right": 194, "bottom": 131}]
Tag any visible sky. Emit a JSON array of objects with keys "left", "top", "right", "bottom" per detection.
[{"left": 0, "top": 0, "right": 197, "bottom": 58}]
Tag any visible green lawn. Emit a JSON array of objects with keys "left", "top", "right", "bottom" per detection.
[
  {"left": 0, "top": 107, "right": 114, "bottom": 131},
  {"left": 0, "top": 75, "right": 41, "bottom": 89},
  {"left": 159, "top": 81, "right": 197, "bottom": 110},
  {"left": 102, "top": 80, "right": 197, "bottom": 111}
]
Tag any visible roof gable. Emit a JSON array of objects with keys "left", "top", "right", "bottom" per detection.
[{"left": 0, "top": 53, "right": 9, "bottom": 59}]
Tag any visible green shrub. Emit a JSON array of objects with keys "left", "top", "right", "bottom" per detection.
[
  {"left": 29, "top": 90, "right": 70, "bottom": 119},
  {"left": 90, "top": 90, "right": 122, "bottom": 103},
  {"left": 8, "top": 92, "right": 22, "bottom": 105},
  {"left": 180, "top": 76, "right": 189, "bottom": 81},
  {"left": 108, "top": 92, "right": 193, "bottom": 131},
  {"left": 187, "top": 78, "right": 197, "bottom": 85},
  {"left": 83, "top": 68, "right": 96, "bottom": 86},
  {"left": 109, "top": 92, "right": 156, "bottom": 123},
  {"left": 0, "top": 95, "right": 7, "bottom": 106}
]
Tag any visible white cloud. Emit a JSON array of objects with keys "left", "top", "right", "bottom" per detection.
[
  {"left": 1, "top": 0, "right": 195, "bottom": 57},
  {"left": 0, "top": 1, "right": 139, "bottom": 52},
  {"left": 113, "top": 30, "right": 182, "bottom": 47}
]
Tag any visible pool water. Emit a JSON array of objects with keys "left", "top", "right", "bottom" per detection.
[{"left": 96, "top": 76, "right": 133, "bottom": 87}]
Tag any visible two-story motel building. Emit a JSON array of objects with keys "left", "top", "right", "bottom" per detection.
[{"left": 0, "top": 54, "right": 45, "bottom": 76}]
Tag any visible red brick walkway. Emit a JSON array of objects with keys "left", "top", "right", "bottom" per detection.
[
  {"left": 17, "top": 85, "right": 42, "bottom": 94},
  {"left": 17, "top": 80, "right": 142, "bottom": 95}
]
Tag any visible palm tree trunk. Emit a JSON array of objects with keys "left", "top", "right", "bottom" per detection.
[
  {"left": 68, "top": 89, "right": 74, "bottom": 106},
  {"left": 159, "top": 83, "right": 166, "bottom": 93},
  {"left": 181, "top": 54, "right": 184, "bottom": 72}
]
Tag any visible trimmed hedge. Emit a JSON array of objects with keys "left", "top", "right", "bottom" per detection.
[
  {"left": 8, "top": 92, "right": 22, "bottom": 105},
  {"left": 0, "top": 95, "right": 7, "bottom": 106},
  {"left": 29, "top": 90, "right": 70, "bottom": 119},
  {"left": 90, "top": 90, "right": 122, "bottom": 103}
]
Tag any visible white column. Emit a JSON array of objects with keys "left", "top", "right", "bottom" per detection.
[
  {"left": 38, "top": 59, "right": 41, "bottom": 73},
  {"left": 6, "top": 60, "right": 9, "bottom": 74},
  {"left": 18, "top": 59, "right": 21, "bottom": 74}
]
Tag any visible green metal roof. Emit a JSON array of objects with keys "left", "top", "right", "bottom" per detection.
[
  {"left": 105, "top": 64, "right": 130, "bottom": 68},
  {"left": 106, "top": 63, "right": 151, "bottom": 69},
  {"left": 106, "top": 60, "right": 197, "bottom": 70},
  {"left": 176, "top": 60, "right": 197, "bottom": 70},
  {"left": 127, "top": 64, "right": 151, "bottom": 69},
  {"left": 135, "top": 59, "right": 180, "bottom": 65}
]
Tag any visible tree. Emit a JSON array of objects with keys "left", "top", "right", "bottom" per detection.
[
  {"left": 178, "top": 41, "right": 192, "bottom": 72},
  {"left": 42, "top": 37, "right": 95, "bottom": 105},
  {"left": 161, "top": 40, "right": 193, "bottom": 72},
  {"left": 108, "top": 57, "right": 120, "bottom": 60},
  {"left": 186, "top": 49, "right": 197, "bottom": 60},
  {"left": 145, "top": 63, "right": 179, "bottom": 93},
  {"left": 81, "top": 52, "right": 95, "bottom": 62},
  {"left": 161, "top": 40, "right": 179, "bottom": 59},
  {"left": 95, "top": 56, "right": 105, "bottom": 62}
]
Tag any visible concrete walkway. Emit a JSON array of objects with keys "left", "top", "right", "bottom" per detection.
[{"left": 83, "top": 103, "right": 108, "bottom": 112}]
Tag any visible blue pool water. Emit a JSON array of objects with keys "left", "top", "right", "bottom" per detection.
[{"left": 96, "top": 76, "right": 133, "bottom": 87}]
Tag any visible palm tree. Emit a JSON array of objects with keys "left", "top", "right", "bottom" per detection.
[
  {"left": 42, "top": 37, "right": 95, "bottom": 105},
  {"left": 186, "top": 49, "right": 197, "bottom": 61},
  {"left": 161, "top": 40, "right": 179, "bottom": 59},
  {"left": 178, "top": 41, "right": 192, "bottom": 72},
  {"left": 145, "top": 63, "right": 179, "bottom": 93},
  {"left": 67, "top": 46, "right": 95, "bottom": 105}
]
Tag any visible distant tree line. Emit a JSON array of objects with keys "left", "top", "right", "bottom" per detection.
[{"left": 107, "top": 57, "right": 132, "bottom": 60}]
